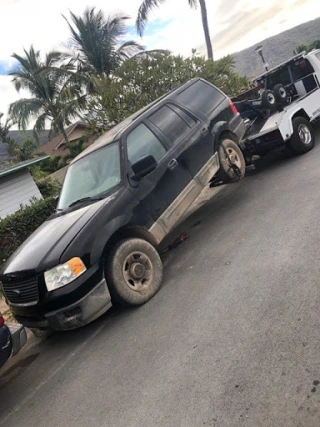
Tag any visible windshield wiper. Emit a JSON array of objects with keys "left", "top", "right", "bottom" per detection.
[{"left": 68, "top": 196, "right": 103, "bottom": 208}]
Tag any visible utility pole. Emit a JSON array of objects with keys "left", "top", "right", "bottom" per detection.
[{"left": 255, "top": 45, "right": 269, "bottom": 71}]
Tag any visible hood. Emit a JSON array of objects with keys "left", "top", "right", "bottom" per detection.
[{"left": 1, "top": 191, "right": 120, "bottom": 276}]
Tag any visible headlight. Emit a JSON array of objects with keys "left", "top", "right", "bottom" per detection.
[{"left": 45, "top": 258, "right": 87, "bottom": 292}]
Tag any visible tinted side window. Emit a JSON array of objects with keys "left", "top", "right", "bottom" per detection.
[
  {"left": 127, "top": 124, "right": 166, "bottom": 165},
  {"left": 148, "top": 105, "right": 193, "bottom": 144},
  {"left": 176, "top": 81, "right": 225, "bottom": 115},
  {"left": 291, "top": 59, "right": 314, "bottom": 80}
]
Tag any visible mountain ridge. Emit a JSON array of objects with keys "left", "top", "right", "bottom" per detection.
[{"left": 200, "top": 17, "right": 320, "bottom": 79}]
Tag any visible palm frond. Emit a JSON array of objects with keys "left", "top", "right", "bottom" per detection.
[
  {"left": 188, "top": 0, "right": 198, "bottom": 8},
  {"left": 136, "top": 0, "right": 167, "bottom": 36},
  {"left": 9, "top": 98, "right": 44, "bottom": 131},
  {"left": 64, "top": 8, "right": 142, "bottom": 76},
  {"left": 33, "top": 113, "right": 48, "bottom": 140}
]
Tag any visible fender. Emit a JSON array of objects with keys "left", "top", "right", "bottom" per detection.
[
  {"left": 90, "top": 215, "right": 131, "bottom": 265},
  {"left": 59, "top": 213, "right": 131, "bottom": 267},
  {"left": 211, "top": 121, "right": 233, "bottom": 151},
  {"left": 284, "top": 108, "right": 311, "bottom": 139}
]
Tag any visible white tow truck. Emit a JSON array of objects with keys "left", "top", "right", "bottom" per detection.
[{"left": 234, "top": 50, "right": 320, "bottom": 162}]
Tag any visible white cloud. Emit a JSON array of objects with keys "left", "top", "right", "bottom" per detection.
[
  {"left": 0, "top": 76, "right": 17, "bottom": 116},
  {"left": 0, "top": 0, "right": 319, "bottom": 123}
]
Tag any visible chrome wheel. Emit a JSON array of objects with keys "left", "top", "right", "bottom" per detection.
[
  {"left": 122, "top": 251, "right": 153, "bottom": 291},
  {"left": 298, "top": 124, "right": 312, "bottom": 145}
]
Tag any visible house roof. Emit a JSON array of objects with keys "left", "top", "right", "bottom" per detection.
[
  {"left": 40, "top": 122, "right": 89, "bottom": 156},
  {"left": 0, "top": 156, "right": 50, "bottom": 179}
]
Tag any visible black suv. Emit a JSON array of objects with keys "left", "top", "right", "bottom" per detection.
[{"left": 1, "top": 78, "right": 245, "bottom": 332}]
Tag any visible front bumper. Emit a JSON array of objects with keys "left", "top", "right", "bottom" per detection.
[{"left": 14, "top": 278, "right": 112, "bottom": 331}]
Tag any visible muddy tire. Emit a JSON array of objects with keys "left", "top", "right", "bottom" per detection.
[
  {"left": 261, "top": 90, "right": 276, "bottom": 109},
  {"left": 106, "top": 238, "right": 163, "bottom": 306},
  {"left": 289, "top": 117, "right": 315, "bottom": 154},
  {"left": 273, "top": 84, "right": 287, "bottom": 104},
  {"left": 217, "top": 137, "right": 246, "bottom": 182}
]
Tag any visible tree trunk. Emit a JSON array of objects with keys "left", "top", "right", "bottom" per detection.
[
  {"left": 198, "top": 0, "right": 213, "bottom": 60},
  {"left": 60, "top": 125, "right": 70, "bottom": 145}
]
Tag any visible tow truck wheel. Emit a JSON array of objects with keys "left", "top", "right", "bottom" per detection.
[
  {"left": 289, "top": 117, "right": 315, "bottom": 154},
  {"left": 261, "top": 90, "right": 276, "bottom": 109},
  {"left": 273, "top": 84, "right": 287, "bottom": 104},
  {"left": 106, "top": 238, "right": 163, "bottom": 306},
  {"left": 217, "top": 137, "right": 246, "bottom": 182}
]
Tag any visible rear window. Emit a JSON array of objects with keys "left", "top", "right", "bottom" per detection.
[
  {"left": 267, "top": 59, "right": 315, "bottom": 88},
  {"left": 176, "top": 80, "right": 225, "bottom": 115},
  {"left": 291, "top": 58, "right": 314, "bottom": 80},
  {"left": 148, "top": 105, "right": 194, "bottom": 144}
]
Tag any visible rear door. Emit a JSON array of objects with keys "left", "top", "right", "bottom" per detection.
[
  {"left": 147, "top": 102, "right": 213, "bottom": 178},
  {"left": 174, "top": 80, "right": 230, "bottom": 178}
]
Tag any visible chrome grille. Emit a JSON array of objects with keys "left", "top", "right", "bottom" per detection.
[{"left": 1, "top": 275, "right": 39, "bottom": 305}]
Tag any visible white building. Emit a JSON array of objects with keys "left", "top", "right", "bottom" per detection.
[{"left": 0, "top": 157, "right": 49, "bottom": 218}]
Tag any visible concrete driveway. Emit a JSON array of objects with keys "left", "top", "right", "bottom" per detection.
[{"left": 1, "top": 132, "right": 320, "bottom": 427}]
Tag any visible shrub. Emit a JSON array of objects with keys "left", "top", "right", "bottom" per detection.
[
  {"left": 37, "top": 177, "right": 61, "bottom": 198},
  {"left": 0, "top": 197, "right": 56, "bottom": 271}
]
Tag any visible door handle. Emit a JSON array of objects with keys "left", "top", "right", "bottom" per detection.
[{"left": 168, "top": 158, "right": 178, "bottom": 170}]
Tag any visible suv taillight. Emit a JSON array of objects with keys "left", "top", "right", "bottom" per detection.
[
  {"left": 0, "top": 315, "right": 4, "bottom": 327},
  {"left": 229, "top": 99, "right": 238, "bottom": 115}
]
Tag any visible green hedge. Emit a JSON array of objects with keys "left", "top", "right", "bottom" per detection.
[
  {"left": 37, "top": 177, "right": 62, "bottom": 199},
  {"left": 0, "top": 197, "right": 56, "bottom": 271}
]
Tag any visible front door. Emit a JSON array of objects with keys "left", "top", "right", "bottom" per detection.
[{"left": 125, "top": 122, "right": 196, "bottom": 235}]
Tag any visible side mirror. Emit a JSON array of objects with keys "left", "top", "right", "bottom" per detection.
[{"left": 131, "top": 155, "right": 157, "bottom": 181}]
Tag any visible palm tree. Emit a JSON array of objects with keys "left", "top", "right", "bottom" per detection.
[
  {"left": 293, "top": 44, "right": 309, "bottom": 55},
  {"left": 0, "top": 113, "right": 14, "bottom": 143},
  {"left": 9, "top": 46, "right": 84, "bottom": 143},
  {"left": 136, "top": 0, "right": 213, "bottom": 60},
  {"left": 5, "top": 138, "right": 39, "bottom": 161},
  {"left": 64, "top": 8, "right": 145, "bottom": 78}
]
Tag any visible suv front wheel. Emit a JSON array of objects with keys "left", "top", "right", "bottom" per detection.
[{"left": 106, "top": 238, "right": 163, "bottom": 306}]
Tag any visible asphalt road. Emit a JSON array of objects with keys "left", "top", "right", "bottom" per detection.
[{"left": 1, "top": 134, "right": 320, "bottom": 427}]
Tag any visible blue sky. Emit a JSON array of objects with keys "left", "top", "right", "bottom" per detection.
[{"left": 0, "top": 61, "right": 10, "bottom": 76}]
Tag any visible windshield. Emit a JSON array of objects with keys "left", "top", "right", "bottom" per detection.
[{"left": 58, "top": 142, "right": 121, "bottom": 210}]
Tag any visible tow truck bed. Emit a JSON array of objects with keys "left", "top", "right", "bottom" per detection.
[{"left": 241, "top": 87, "right": 320, "bottom": 158}]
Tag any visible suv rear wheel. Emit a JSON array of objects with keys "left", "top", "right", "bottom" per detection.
[
  {"left": 217, "top": 137, "right": 246, "bottom": 182},
  {"left": 106, "top": 238, "right": 163, "bottom": 306}
]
